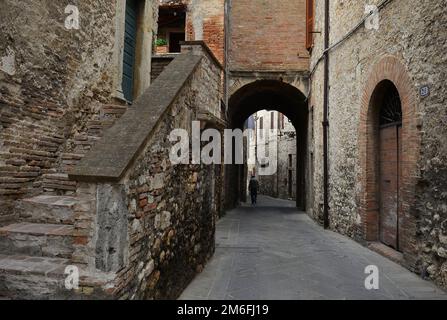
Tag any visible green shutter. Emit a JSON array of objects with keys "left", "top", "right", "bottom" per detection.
[{"left": 122, "top": 0, "right": 138, "bottom": 102}]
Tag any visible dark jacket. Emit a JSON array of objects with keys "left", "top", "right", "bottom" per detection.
[{"left": 249, "top": 178, "right": 259, "bottom": 193}]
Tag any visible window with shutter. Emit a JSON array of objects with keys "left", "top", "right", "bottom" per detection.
[
  {"left": 122, "top": 0, "right": 138, "bottom": 102},
  {"left": 306, "top": 0, "right": 315, "bottom": 51}
]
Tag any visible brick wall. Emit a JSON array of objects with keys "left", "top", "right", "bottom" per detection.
[
  {"left": 229, "top": 0, "right": 309, "bottom": 71},
  {"left": 186, "top": 0, "right": 225, "bottom": 64}
]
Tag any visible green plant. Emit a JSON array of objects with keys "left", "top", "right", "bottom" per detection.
[{"left": 155, "top": 38, "right": 168, "bottom": 46}]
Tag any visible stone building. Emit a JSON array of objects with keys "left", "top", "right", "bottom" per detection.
[
  {"left": 0, "top": 0, "right": 224, "bottom": 299},
  {"left": 308, "top": 0, "right": 447, "bottom": 288},
  {"left": 246, "top": 111, "right": 297, "bottom": 201},
  {"left": 277, "top": 115, "right": 297, "bottom": 200},
  {"left": 227, "top": 0, "right": 447, "bottom": 289}
]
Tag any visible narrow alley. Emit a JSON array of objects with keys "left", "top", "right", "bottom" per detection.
[{"left": 180, "top": 196, "right": 447, "bottom": 300}]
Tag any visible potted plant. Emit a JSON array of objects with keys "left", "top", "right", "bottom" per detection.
[{"left": 155, "top": 38, "right": 168, "bottom": 54}]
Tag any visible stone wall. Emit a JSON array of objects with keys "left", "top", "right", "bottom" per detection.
[
  {"left": 309, "top": 0, "right": 447, "bottom": 288},
  {"left": 277, "top": 121, "right": 297, "bottom": 201},
  {"left": 0, "top": 0, "right": 158, "bottom": 224},
  {"left": 70, "top": 44, "right": 224, "bottom": 299}
]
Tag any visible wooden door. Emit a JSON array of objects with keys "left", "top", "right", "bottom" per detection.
[
  {"left": 169, "top": 32, "right": 185, "bottom": 53},
  {"left": 379, "top": 124, "right": 401, "bottom": 251}
]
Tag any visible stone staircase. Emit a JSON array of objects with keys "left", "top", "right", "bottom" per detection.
[
  {"left": 0, "top": 197, "right": 77, "bottom": 298},
  {"left": 0, "top": 104, "right": 128, "bottom": 299}
]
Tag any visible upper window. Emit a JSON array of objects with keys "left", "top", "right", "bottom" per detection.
[
  {"left": 306, "top": 0, "right": 315, "bottom": 51},
  {"left": 156, "top": 4, "right": 186, "bottom": 54}
]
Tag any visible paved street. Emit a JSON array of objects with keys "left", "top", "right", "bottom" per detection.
[{"left": 180, "top": 196, "right": 447, "bottom": 300}]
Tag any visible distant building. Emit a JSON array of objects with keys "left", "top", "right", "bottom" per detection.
[{"left": 247, "top": 110, "right": 297, "bottom": 201}]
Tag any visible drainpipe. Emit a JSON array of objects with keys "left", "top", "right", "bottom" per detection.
[
  {"left": 224, "top": 0, "right": 232, "bottom": 109},
  {"left": 322, "top": 0, "right": 330, "bottom": 229}
]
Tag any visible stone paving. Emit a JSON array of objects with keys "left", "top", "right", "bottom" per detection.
[{"left": 180, "top": 196, "right": 447, "bottom": 300}]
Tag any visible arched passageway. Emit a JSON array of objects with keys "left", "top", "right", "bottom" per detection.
[{"left": 225, "top": 80, "right": 308, "bottom": 210}]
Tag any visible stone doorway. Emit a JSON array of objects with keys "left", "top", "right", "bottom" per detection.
[{"left": 359, "top": 56, "right": 421, "bottom": 269}]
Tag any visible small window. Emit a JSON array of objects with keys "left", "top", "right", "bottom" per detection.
[{"left": 270, "top": 112, "right": 275, "bottom": 129}]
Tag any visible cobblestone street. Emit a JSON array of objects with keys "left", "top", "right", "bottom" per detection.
[{"left": 180, "top": 196, "right": 447, "bottom": 300}]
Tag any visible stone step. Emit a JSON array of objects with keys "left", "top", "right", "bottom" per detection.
[
  {"left": 61, "top": 153, "right": 85, "bottom": 172},
  {"left": 18, "top": 195, "right": 78, "bottom": 224},
  {"left": 61, "top": 153, "right": 84, "bottom": 161},
  {"left": 101, "top": 104, "right": 128, "bottom": 118},
  {"left": 0, "top": 254, "right": 116, "bottom": 299},
  {"left": 41, "top": 173, "right": 77, "bottom": 194},
  {"left": 42, "top": 173, "right": 70, "bottom": 181},
  {"left": 0, "top": 223, "right": 74, "bottom": 259},
  {"left": 86, "top": 120, "right": 115, "bottom": 137},
  {"left": 0, "top": 254, "right": 69, "bottom": 299},
  {"left": 73, "top": 135, "right": 101, "bottom": 153}
]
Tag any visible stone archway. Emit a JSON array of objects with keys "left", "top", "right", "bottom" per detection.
[
  {"left": 358, "top": 56, "right": 421, "bottom": 265},
  {"left": 225, "top": 79, "right": 308, "bottom": 210}
]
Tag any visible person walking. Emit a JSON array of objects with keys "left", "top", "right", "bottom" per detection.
[{"left": 249, "top": 175, "right": 259, "bottom": 205}]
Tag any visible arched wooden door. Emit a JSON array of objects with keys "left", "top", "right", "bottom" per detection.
[{"left": 378, "top": 82, "right": 403, "bottom": 251}]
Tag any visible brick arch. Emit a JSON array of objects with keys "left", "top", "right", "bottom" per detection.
[
  {"left": 358, "top": 56, "right": 421, "bottom": 263},
  {"left": 225, "top": 79, "right": 309, "bottom": 210},
  {"left": 229, "top": 76, "right": 308, "bottom": 101}
]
